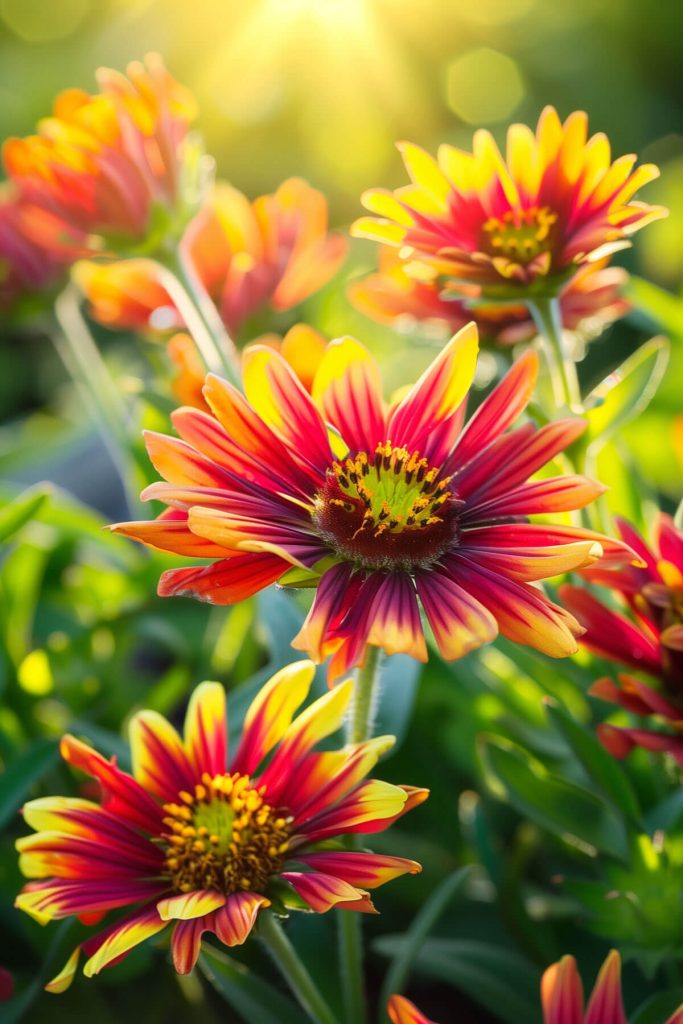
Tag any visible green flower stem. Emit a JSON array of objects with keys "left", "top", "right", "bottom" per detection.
[
  {"left": 154, "top": 247, "right": 241, "bottom": 388},
  {"left": 337, "top": 645, "right": 385, "bottom": 1024},
  {"left": 346, "top": 644, "right": 384, "bottom": 746},
  {"left": 527, "top": 296, "right": 582, "bottom": 411},
  {"left": 53, "top": 284, "right": 145, "bottom": 516},
  {"left": 259, "top": 911, "right": 339, "bottom": 1024}
]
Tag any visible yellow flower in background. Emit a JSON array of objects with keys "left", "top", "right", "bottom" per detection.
[{"left": 353, "top": 107, "right": 665, "bottom": 297}]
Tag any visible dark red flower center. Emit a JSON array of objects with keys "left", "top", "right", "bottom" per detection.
[
  {"left": 312, "top": 441, "right": 461, "bottom": 570},
  {"left": 482, "top": 206, "right": 558, "bottom": 264},
  {"left": 161, "top": 772, "right": 291, "bottom": 895}
]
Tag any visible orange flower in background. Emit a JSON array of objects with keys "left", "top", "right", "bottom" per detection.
[
  {"left": 561, "top": 514, "right": 683, "bottom": 765},
  {"left": 0, "top": 192, "right": 83, "bottom": 313},
  {"left": 15, "top": 661, "right": 424, "bottom": 990},
  {"left": 113, "top": 323, "right": 629, "bottom": 681},
  {"left": 353, "top": 107, "right": 665, "bottom": 296},
  {"left": 349, "top": 248, "right": 630, "bottom": 346},
  {"left": 542, "top": 951, "right": 683, "bottom": 1024},
  {"left": 186, "top": 178, "right": 348, "bottom": 337},
  {"left": 388, "top": 994, "right": 436, "bottom": 1023},
  {"left": 74, "top": 259, "right": 179, "bottom": 333},
  {"left": 3, "top": 54, "right": 198, "bottom": 248}
]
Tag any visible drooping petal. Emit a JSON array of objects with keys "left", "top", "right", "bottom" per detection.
[
  {"left": 214, "top": 892, "right": 271, "bottom": 947},
  {"left": 157, "top": 551, "right": 286, "bottom": 605},
  {"left": 232, "top": 660, "right": 315, "bottom": 775},
  {"left": 415, "top": 564, "right": 498, "bottom": 660},
  {"left": 280, "top": 871, "right": 373, "bottom": 913},
  {"left": 156, "top": 889, "right": 226, "bottom": 921},
  {"left": 82, "top": 905, "right": 167, "bottom": 978},
  {"left": 449, "top": 555, "right": 582, "bottom": 657}
]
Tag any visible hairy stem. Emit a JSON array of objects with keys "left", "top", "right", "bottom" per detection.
[
  {"left": 528, "top": 296, "right": 582, "bottom": 411},
  {"left": 260, "top": 912, "right": 339, "bottom": 1024}
]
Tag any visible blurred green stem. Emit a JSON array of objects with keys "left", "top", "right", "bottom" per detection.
[
  {"left": 155, "top": 246, "right": 241, "bottom": 387},
  {"left": 53, "top": 285, "right": 144, "bottom": 516},
  {"left": 260, "top": 912, "right": 339, "bottom": 1024},
  {"left": 528, "top": 296, "right": 582, "bottom": 411},
  {"left": 337, "top": 646, "right": 385, "bottom": 1024}
]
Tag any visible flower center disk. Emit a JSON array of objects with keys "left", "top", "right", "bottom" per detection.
[
  {"left": 482, "top": 206, "right": 558, "bottom": 263},
  {"left": 313, "top": 441, "right": 460, "bottom": 570},
  {"left": 162, "top": 773, "right": 291, "bottom": 894}
]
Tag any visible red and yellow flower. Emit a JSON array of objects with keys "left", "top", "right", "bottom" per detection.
[
  {"left": 349, "top": 247, "right": 630, "bottom": 347},
  {"left": 542, "top": 951, "right": 683, "bottom": 1024},
  {"left": 3, "top": 54, "right": 197, "bottom": 248},
  {"left": 0, "top": 191, "right": 83, "bottom": 313},
  {"left": 185, "top": 178, "right": 347, "bottom": 337},
  {"left": 15, "top": 661, "right": 424, "bottom": 990},
  {"left": 353, "top": 107, "right": 665, "bottom": 296},
  {"left": 112, "top": 322, "right": 627, "bottom": 680},
  {"left": 561, "top": 514, "right": 683, "bottom": 765}
]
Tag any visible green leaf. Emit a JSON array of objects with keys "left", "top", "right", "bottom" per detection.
[
  {"left": 631, "top": 990, "right": 683, "bottom": 1024},
  {"left": 375, "top": 937, "right": 539, "bottom": 1024},
  {"left": 0, "top": 484, "right": 51, "bottom": 545},
  {"left": 378, "top": 865, "right": 473, "bottom": 1014},
  {"left": 584, "top": 336, "right": 669, "bottom": 452},
  {"left": 198, "top": 945, "right": 309, "bottom": 1024},
  {"left": 544, "top": 698, "right": 641, "bottom": 823},
  {"left": 0, "top": 739, "right": 59, "bottom": 830},
  {"left": 628, "top": 276, "right": 683, "bottom": 337},
  {"left": 480, "top": 735, "right": 629, "bottom": 860}
]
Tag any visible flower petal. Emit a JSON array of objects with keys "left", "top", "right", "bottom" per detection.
[
  {"left": 232, "top": 660, "right": 316, "bottom": 775},
  {"left": 294, "top": 851, "right": 421, "bottom": 889},
  {"left": 158, "top": 551, "right": 286, "bottom": 605},
  {"left": 585, "top": 950, "right": 628, "bottom": 1024},
  {"left": 387, "top": 322, "right": 479, "bottom": 452},
  {"left": 59, "top": 735, "right": 161, "bottom": 833},
  {"left": 280, "top": 871, "right": 373, "bottom": 913},
  {"left": 311, "top": 336, "right": 387, "bottom": 451},
  {"left": 214, "top": 891, "right": 271, "bottom": 947},
  {"left": 302, "top": 779, "right": 409, "bottom": 844},
  {"left": 184, "top": 681, "right": 228, "bottom": 779},
  {"left": 129, "top": 709, "right": 194, "bottom": 803},
  {"left": 82, "top": 905, "right": 167, "bottom": 978},
  {"left": 156, "top": 889, "right": 226, "bottom": 921},
  {"left": 388, "top": 995, "right": 435, "bottom": 1024},
  {"left": 559, "top": 584, "right": 662, "bottom": 675},
  {"left": 415, "top": 564, "right": 498, "bottom": 660},
  {"left": 541, "top": 955, "right": 584, "bottom": 1024}
]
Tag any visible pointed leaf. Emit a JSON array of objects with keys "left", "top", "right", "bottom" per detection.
[
  {"left": 584, "top": 336, "right": 669, "bottom": 452},
  {"left": 198, "top": 945, "right": 310, "bottom": 1024}
]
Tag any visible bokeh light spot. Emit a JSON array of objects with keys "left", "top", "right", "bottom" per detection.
[
  {"left": 446, "top": 48, "right": 525, "bottom": 125},
  {"left": 0, "top": 0, "right": 89, "bottom": 42}
]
